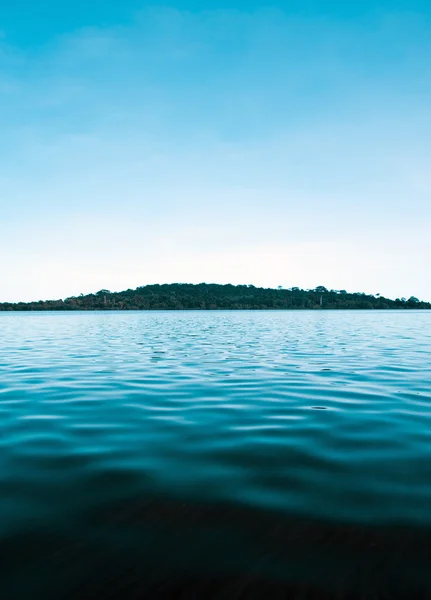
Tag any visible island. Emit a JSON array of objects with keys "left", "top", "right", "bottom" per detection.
[{"left": 1, "top": 284, "right": 430, "bottom": 311}]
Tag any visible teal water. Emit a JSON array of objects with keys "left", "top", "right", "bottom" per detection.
[{"left": 1, "top": 310, "right": 430, "bottom": 598}]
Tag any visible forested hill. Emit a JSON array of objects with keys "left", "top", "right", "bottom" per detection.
[{"left": 1, "top": 284, "right": 430, "bottom": 311}]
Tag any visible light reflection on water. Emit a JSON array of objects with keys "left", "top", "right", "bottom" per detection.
[{"left": 0, "top": 310, "right": 430, "bottom": 597}]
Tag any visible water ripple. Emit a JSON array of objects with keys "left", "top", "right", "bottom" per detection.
[{"left": 1, "top": 310, "right": 431, "bottom": 595}]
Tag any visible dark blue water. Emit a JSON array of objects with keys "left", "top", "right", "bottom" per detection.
[{"left": 1, "top": 310, "right": 430, "bottom": 598}]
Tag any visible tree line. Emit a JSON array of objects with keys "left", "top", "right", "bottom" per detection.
[{"left": 1, "top": 283, "right": 430, "bottom": 311}]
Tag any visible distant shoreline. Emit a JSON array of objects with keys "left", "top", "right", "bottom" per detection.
[
  {"left": 1, "top": 283, "right": 430, "bottom": 311},
  {"left": 1, "top": 307, "right": 431, "bottom": 312}
]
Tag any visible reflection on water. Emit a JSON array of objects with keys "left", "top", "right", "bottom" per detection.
[{"left": 0, "top": 310, "right": 430, "bottom": 598}]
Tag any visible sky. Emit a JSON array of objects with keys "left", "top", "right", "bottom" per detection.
[{"left": 1, "top": 0, "right": 430, "bottom": 302}]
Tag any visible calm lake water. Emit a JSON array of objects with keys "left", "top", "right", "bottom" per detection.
[{"left": 1, "top": 310, "right": 430, "bottom": 598}]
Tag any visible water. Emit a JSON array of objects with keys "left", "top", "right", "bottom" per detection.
[{"left": 0, "top": 310, "right": 430, "bottom": 598}]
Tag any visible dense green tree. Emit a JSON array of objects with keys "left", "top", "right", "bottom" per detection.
[{"left": 1, "top": 284, "right": 430, "bottom": 311}]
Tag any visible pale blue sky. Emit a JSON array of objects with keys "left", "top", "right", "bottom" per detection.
[{"left": 1, "top": 1, "right": 430, "bottom": 302}]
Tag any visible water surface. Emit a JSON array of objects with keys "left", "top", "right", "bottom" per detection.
[{"left": 0, "top": 310, "right": 430, "bottom": 597}]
